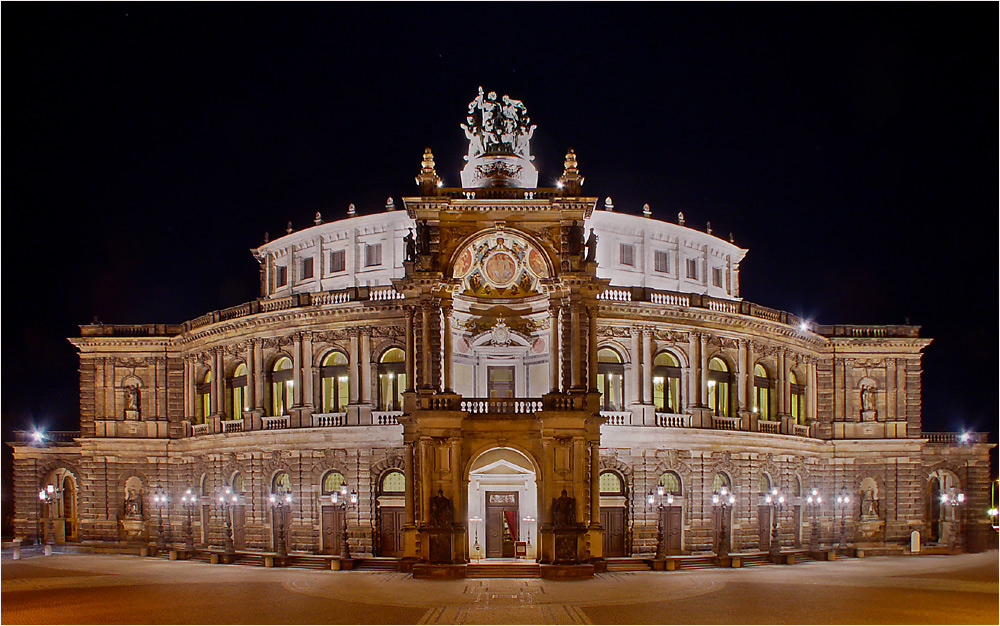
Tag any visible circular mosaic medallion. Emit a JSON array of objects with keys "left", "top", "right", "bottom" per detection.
[{"left": 484, "top": 252, "right": 517, "bottom": 286}]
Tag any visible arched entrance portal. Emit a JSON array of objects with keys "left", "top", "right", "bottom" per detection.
[{"left": 467, "top": 447, "right": 538, "bottom": 560}]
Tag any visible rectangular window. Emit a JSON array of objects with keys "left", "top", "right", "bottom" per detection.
[
  {"left": 686, "top": 259, "right": 698, "bottom": 280},
  {"left": 654, "top": 250, "right": 669, "bottom": 273},
  {"left": 301, "top": 257, "right": 314, "bottom": 280},
  {"left": 365, "top": 243, "right": 382, "bottom": 267},
  {"left": 619, "top": 244, "right": 634, "bottom": 267},
  {"left": 330, "top": 250, "right": 346, "bottom": 273},
  {"left": 712, "top": 267, "right": 723, "bottom": 287},
  {"left": 275, "top": 265, "right": 288, "bottom": 287}
]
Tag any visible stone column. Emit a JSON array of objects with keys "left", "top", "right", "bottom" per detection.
[
  {"left": 549, "top": 305, "right": 560, "bottom": 392},
  {"left": 736, "top": 339, "right": 748, "bottom": 412},
  {"left": 442, "top": 305, "right": 454, "bottom": 392},
  {"left": 699, "top": 334, "right": 708, "bottom": 408},
  {"left": 588, "top": 306, "right": 598, "bottom": 392},
  {"left": 777, "top": 350, "right": 786, "bottom": 415},
  {"left": 420, "top": 438, "right": 432, "bottom": 525},
  {"left": 688, "top": 333, "right": 701, "bottom": 407},
  {"left": 560, "top": 303, "right": 572, "bottom": 391},
  {"left": 360, "top": 330, "right": 372, "bottom": 404},
  {"left": 253, "top": 341, "right": 265, "bottom": 411},
  {"left": 570, "top": 303, "right": 582, "bottom": 389},
  {"left": 590, "top": 442, "right": 601, "bottom": 526},
  {"left": 573, "top": 438, "right": 586, "bottom": 524},
  {"left": 348, "top": 330, "right": 360, "bottom": 403},
  {"left": 404, "top": 443, "right": 415, "bottom": 525},
  {"left": 245, "top": 343, "right": 257, "bottom": 410},
  {"left": 302, "top": 332, "right": 314, "bottom": 410},
  {"left": 630, "top": 328, "right": 641, "bottom": 404},
  {"left": 809, "top": 361, "right": 818, "bottom": 420},
  {"left": 421, "top": 303, "right": 432, "bottom": 390},
  {"left": 292, "top": 334, "right": 303, "bottom": 407},
  {"left": 183, "top": 357, "right": 194, "bottom": 418},
  {"left": 210, "top": 350, "right": 220, "bottom": 415},
  {"left": 405, "top": 306, "right": 415, "bottom": 392},
  {"left": 642, "top": 328, "right": 653, "bottom": 406},
  {"left": 450, "top": 438, "right": 462, "bottom": 523}
]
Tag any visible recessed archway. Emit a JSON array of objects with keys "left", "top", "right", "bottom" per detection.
[{"left": 467, "top": 447, "right": 538, "bottom": 560}]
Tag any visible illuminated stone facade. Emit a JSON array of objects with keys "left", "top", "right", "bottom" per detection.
[{"left": 9, "top": 93, "right": 993, "bottom": 569}]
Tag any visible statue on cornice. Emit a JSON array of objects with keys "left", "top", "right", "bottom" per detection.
[{"left": 462, "top": 86, "right": 536, "bottom": 161}]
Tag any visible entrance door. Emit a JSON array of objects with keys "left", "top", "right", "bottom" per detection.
[
  {"left": 62, "top": 476, "right": 77, "bottom": 542},
  {"left": 485, "top": 491, "right": 518, "bottom": 558},
  {"left": 600, "top": 507, "right": 626, "bottom": 556},
  {"left": 232, "top": 505, "right": 245, "bottom": 549},
  {"left": 321, "top": 506, "right": 346, "bottom": 554},
  {"left": 487, "top": 366, "right": 515, "bottom": 398},
  {"left": 664, "top": 505, "right": 682, "bottom": 554},
  {"left": 379, "top": 506, "right": 405, "bottom": 557},
  {"left": 758, "top": 505, "right": 772, "bottom": 551},
  {"left": 793, "top": 505, "right": 802, "bottom": 548}
]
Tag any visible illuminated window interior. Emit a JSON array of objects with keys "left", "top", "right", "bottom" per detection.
[
  {"left": 597, "top": 348, "right": 624, "bottom": 411},
  {"left": 269, "top": 357, "right": 293, "bottom": 417},
  {"left": 322, "top": 471, "right": 345, "bottom": 495},
  {"left": 321, "top": 351, "right": 349, "bottom": 413},
  {"left": 377, "top": 348, "right": 405, "bottom": 411},
  {"left": 753, "top": 363, "right": 774, "bottom": 419},
  {"left": 707, "top": 357, "right": 733, "bottom": 417},
  {"left": 659, "top": 471, "right": 682, "bottom": 496},
  {"left": 381, "top": 471, "right": 405, "bottom": 494},
  {"left": 652, "top": 352, "right": 682, "bottom": 413},
  {"left": 599, "top": 471, "right": 624, "bottom": 494}
]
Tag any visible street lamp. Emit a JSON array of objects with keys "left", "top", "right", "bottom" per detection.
[
  {"left": 152, "top": 492, "right": 168, "bottom": 552},
  {"left": 765, "top": 488, "right": 785, "bottom": 560},
  {"left": 835, "top": 489, "right": 851, "bottom": 552},
  {"left": 269, "top": 491, "right": 293, "bottom": 558},
  {"left": 647, "top": 485, "right": 675, "bottom": 558},
  {"left": 522, "top": 515, "right": 535, "bottom": 558},
  {"left": 181, "top": 488, "right": 197, "bottom": 552},
  {"left": 330, "top": 483, "right": 357, "bottom": 559},
  {"left": 38, "top": 484, "right": 60, "bottom": 552},
  {"left": 218, "top": 487, "right": 238, "bottom": 556},
  {"left": 470, "top": 516, "right": 483, "bottom": 562},
  {"left": 940, "top": 491, "right": 966, "bottom": 551},
  {"left": 711, "top": 487, "right": 736, "bottom": 558},
  {"left": 805, "top": 488, "right": 822, "bottom": 553}
]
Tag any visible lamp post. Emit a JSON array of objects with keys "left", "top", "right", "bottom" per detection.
[
  {"left": 152, "top": 492, "right": 168, "bottom": 552},
  {"left": 940, "top": 491, "right": 965, "bottom": 552},
  {"left": 805, "top": 488, "right": 822, "bottom": 553},
  {"left": 330, "top": 483, "right": 357, "bottom": 560},
  {"left": 181, "top": 488, "right": 197, "bottom": 551},
  {"left": 522, "top": 515, "right": 535, "bottom": 559},
  {"left": 765, "top": 488, "right": 785, "bottom": 560},
  {"left": 269, "top": 491, "right": 293, "bottom": 558},
  {"left": 835, "top": 489, "right": 851, "bottom": 552},
  {"left": 647, "top": 485, "right": 675, "bottom": 558},
  {"left": 37, "top": 484, "right": 60, "bottom": 552},
  {"left": 218, "top": 487, "right": 238, "bottom": 556},
  {"left": 470, "top": 516, "right": 483, "bottom": 562},
  {"left": 711, "top": 487, "right": 736, "bottom": 558}
]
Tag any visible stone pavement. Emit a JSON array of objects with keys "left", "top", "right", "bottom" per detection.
[{"left": 1, "top": 551, "right": 997, "bottom": 624}]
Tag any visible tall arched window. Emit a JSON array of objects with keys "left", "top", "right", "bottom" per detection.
[
  {"left": 711, "top": 472, "right": 731, "bottom": 494},
  {"left": 381, "top": 471, "right": 405, "bottom": 494},
  {"left": 377, "top": 348, "right": 405, "bottom": 411},
  {"left": 658, "top": 471, "right": 682, "bottom": 496},
  {"left": 227, "top": 363, "right": 248, "bottom": 419},
  {"left": 597, "top": 348, "right": 625, "bottom": 411},
  {"left": 707, "top": 357, "right": 733, "bottom": 417},
  {"left": 322, "top": 471, "right": 346, "bottom": 495},
  {"left": 758, "top": 473, "right": 772, "bottom": 495},
  {"left": 652, "top": 352, "right": 682, "bottom": 413},
  {"left": 320, "top": 351, "right": 349, "bottom": 413},
  {"left": 196, "top": 371, "right": 212, "bottom": 424},
  {"left": 231, "top": 472, "right": 244, "bottom": 494},
  {"left": 269, "top": 357, "right": 293, "bottom": 417},
  {"left": 753, "top": 363, "right": 774, "bottom": 419},
  {"left": 272, "top": 471, "right": 291, "bottom": 496},
  {"left": 789, "top": 370, "right": 805, "bottom": 423}
]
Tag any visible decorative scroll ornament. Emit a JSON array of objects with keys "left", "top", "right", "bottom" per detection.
[
  {"left": 460, "top": 87, "right": 538, "bottom": 188},
  {"left": 490, "top": 319, "right": 512, "bottom": 346}
]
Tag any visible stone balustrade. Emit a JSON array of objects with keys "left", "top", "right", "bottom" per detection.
[
  {"left": 372, "top": 411, "right": 402, "bottom": 425},
  {"left": 600, "top": 410, "right": 632, "bottom": 425},
  {"left": 312, "top": 412, "right": 347, "bottom": 427},
  {"left": 192, "top": 423, "right": 211, "bottom": 436},
  {"left": 655, "top": 413, "right": 691, "bottom": 428},
  {"left": 261, "top": 415, "right": 290, "bottom": 430},
  {"left": 463, "top": 399, "right": 544, "bottom": 414},
  {"left": 221, "top": 419, "right": 244, "bottom": 433},
  {"left": 712, "top": 415, "right": 742, "bottom": 431},
  {"left": 924, "top": 431, "right": 989, "bottom": 444},
  {"left": 757, "top": 419, "right": 781, "bottom": 434}
]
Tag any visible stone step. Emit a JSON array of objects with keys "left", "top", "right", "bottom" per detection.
[
  {"left": 355, "top": 557, "right": 400, "bottom": 571},
  {"left": 466, "top": 563, "right": 541, "bottom": 578},
  {"left": 606, "top": 558, "right": 651, "bottom": 572}
]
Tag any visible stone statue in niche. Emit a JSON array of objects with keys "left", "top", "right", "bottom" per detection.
[
  {"left": 429, "top": 489, "right": 454, "bottom": 528},
  {"left": 860, "top": 488, "right": 880, "bottom": 518},
  {"left": 416, "top": 220, "right": 431, "bottom": 256},
  {"left": 860, "top": 384, "right": 877, "bottom": 421},
  {"left": 124, "top": 486, "right": 143, "bottom": 518},
  {"left": 404, "top": 228, "right": 417, "bottom": 262},
  {"left": 568, "top": 220, "right": 584, "bottom": 258},
  {"left": 584, "top": 229, "right": 598, "bottom": 263},
  {"left": 552, "top": 489, "right": 576, "bottom": 528},
  {"left": 124, "top": 384, "right": 140, "bottom": 420}
]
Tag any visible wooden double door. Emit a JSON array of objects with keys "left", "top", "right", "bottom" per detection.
[
  {"left": 485, "top": 491, "right": 518, "bottom": 558},
  {"left": 321, "top": 506, "right": 346, "bottom": 554},
  {"left": 378, "top": 506, "right": 405, "bottom": 557}
]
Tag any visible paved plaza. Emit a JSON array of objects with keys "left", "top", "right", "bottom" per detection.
[{"left": 1, "top": 551, "right": 997, "bottom": 624}]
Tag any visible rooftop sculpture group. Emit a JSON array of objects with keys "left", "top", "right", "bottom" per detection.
[{"left": 460, "top": 87, "right": 539, "bottom": 188}]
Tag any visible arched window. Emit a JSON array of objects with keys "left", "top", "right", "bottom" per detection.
[
  {"left": 320, "top": 351, "right": 349, "bottom": 413},
  {"left": 381, "top": 471, "right": 405, "bottom": 494},
  {"left": 793, "top": 475, "right": 802, "bottom": 498},
  {"left": 231, "top": 472, "right": 244, "bottom": 494},
  {"left": 758, "top": 473, "right": 772, "bottom": 495},
  {"left": 269, "top": 357, "right": 293, "bottom": 417},
  {"left": 199, "top": 473, "right": 210, "bottom": 497},
  {"left": 652, "top": 352, "right": 682, "bottom": 413},
  {"left": 753, "top": 363, "right": 774, "bottom": 419},
  {"left": 321, "top": 471, "right": 345, "bottom": 495},
  {"left": 597, "top": 348, "right": 625, "bottom": 411},
  {"left": 707, "top": 357, "right": 734, "bottom": 417},
  {"left": 377, "top": 348, "right": 405, "bottom": 411},
  {"left": 658, "top": 471, "right": 682, "bottom": 496},
  {"left": 227, "top": 363, "right": 248, "bottom": 419},
  {"left": 789, "top": 370, "right": 805, "bottom": 424},
  {"left": 272, "top": 471, "right": 291, "bottom": 496},
  {"left": 711, "top": 472, "right": 731, "bottom": 494},
  {"left": 599, "top": 471, "right": 625, "bottom": 495},
  {"left": 196, "top": 371, "right": 212, "bottom": 424}
]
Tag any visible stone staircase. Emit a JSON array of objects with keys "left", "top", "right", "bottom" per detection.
[
  {"left": 606, "top": 558, "right": 651, "bottom": 572},
  {"left": 466, "top": 563, "right": 541, "bottom": 578},
  {"left": 355, "top": 557, "right": 400, "bottom": 571}
]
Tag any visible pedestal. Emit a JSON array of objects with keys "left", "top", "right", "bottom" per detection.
[
  {"left": 552, "top": 528, "right": 585, "bottom": 564},
  {"left": 426, "top": 529, "right": 454, "bottom": 564}
]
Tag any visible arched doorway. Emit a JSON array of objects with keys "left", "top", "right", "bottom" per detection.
[
  {"left": 42, "top": 469, "right": 78, "bottom": 544},
  {"left": 926, "top": 469, "right": 961, "bottom": 544},
  {"left": 467, "top": 447, "right": 538, "bottom": 560}
]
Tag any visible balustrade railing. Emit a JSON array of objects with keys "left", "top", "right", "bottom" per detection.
[
  {"left": 712, "top": 416, "right": 741, "bottom": 431},
  {"left": 221, "top": 419, "right": 244, "bottom": 433},
  {"left": 10, "top": 430, "right": 80, "bottom": 443},
  {"left": 260, "top": 296, "right": 297, "bottom": 313},
  {"left": 597, "top": 289, "right": 632, "bottom": 302},
  {"left": 649, "top": 291, "right": 690, "bottom": 306},
  {"left": 369, "top": 287, "right": 404, "bottom": 301},
  {"left": 757, "top": 419, "right": 780, "bottom": 434},
  {"left": 924, "top": 431, "right": 988, "bottom": 444},
  {"left": 600, "top": 411, "right": 632, "bottom": 425},
  {"left": 312, "top": 413, "right": 347, "bottom": 427},
  {"left": 262, "top": 415, "right": 290, "bottom": 430},
  {"left": 655, "top": 413, "right": 691, "bottom": 428},
  {"left": 372, "top": 411, "right": 402, "bottom": 425},
  {"left": 191, "top": 423, "right": 211, "bottom": 436},
  {"left": 311, "top": 290, "right": 351, "bottom": 305},
  {"left": 462, "top": 399, "right": 543, "bottom": 414},
  {"left": 793, "top": 424, "right": 811, "bottom": 437}
]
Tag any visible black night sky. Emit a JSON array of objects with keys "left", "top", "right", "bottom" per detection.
[{"left": 3, "top": 5, "right": 997, "bottom": 448}]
